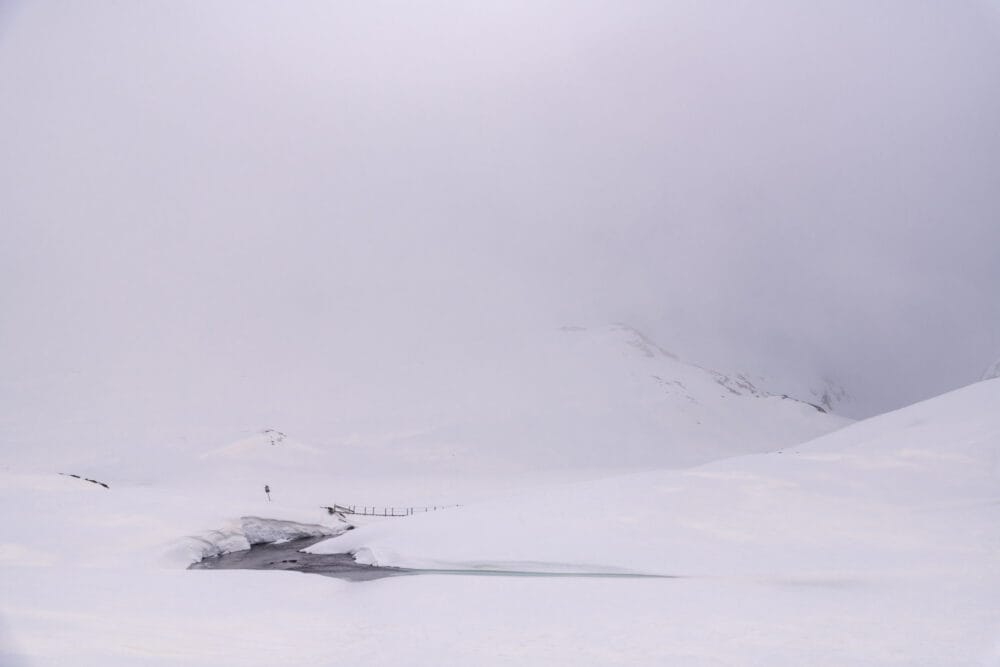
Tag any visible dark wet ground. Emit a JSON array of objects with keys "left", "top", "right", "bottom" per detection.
[{"left": 190, "top": 537, "right": 679, "bottom": 582}]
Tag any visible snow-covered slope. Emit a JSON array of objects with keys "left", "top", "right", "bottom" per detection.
[
  {"left": 983, "top": 357, "right": 1000, "bottom": 381},
  {"left": 1, "top": 350, "right": 987, "bottom": 664},
  {"left": 311, "top": 376, "right": 1000, "bottom": 576},
  {"left": 296, "top": 378, "right": 1000, "bottom": 663},
  {"left": 8, "top": 324, "right": 851, "bottom": 480},
  {"left": 1, "top": 376, "right": 994, "bottom": 665},
  {"left": 2, "top": 324, "right": 846, "bottom": 480},
  {"left": 750, "top": 371, "right": 852, "bottom": 414},
  {"left": 266, "top": 323, "right": 850, "bottom": 474},
  {"left": 0, "top": 324, "right": 849, "bottom": 567}
]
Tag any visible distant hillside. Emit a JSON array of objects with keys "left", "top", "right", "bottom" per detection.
[{"left": 226, "top": 324, "right": 852, "bottom": 474}]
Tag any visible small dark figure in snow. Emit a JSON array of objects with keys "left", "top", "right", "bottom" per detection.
[{"left": 264, "top": 485, "right": 271, "bottom": 502}]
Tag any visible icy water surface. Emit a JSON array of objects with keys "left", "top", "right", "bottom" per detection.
[
  {"left": 190, "top": 537, "right": 677, "bottom": 582},
  {"left": 190, "top": 537, "right": 408, "bottom": 581}
]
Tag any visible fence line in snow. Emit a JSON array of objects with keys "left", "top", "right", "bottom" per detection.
[{"left": 323, "top": 503, "right": 459, "bottom": 517}]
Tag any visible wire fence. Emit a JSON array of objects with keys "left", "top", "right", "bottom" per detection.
[{"left": 323, "top": 503, "right": 460, "bottom": 517}]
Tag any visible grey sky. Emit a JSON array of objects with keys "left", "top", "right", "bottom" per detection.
[{"left": 1, "top": 0, "right": 999, "bottom": 454}]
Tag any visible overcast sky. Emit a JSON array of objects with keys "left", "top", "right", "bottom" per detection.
[{"left": 2, "top": 0, "right": 999, "bottom": 451}]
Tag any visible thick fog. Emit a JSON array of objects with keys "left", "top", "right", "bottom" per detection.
[{"left": 2, "top": 1, "right": 999, "bottom": 458}]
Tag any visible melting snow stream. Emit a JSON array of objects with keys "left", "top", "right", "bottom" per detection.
[{"left": 189, "top": 537, "right": 679, "bottom": 582}]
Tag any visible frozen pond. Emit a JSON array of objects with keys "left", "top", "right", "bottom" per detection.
[{"left": 190, "top": 537, "right": 678, "bottom": 582}]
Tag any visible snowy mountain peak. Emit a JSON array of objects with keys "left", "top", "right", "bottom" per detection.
[
  {"left": 611, "top": 323, "right": 679, "bottom": 360},
  {"left": 982, "top": 358, "right": 1000, "bottom": 381},
  {"left": 808, "top": 377, "right": 851, "bottom": 413},
  {"left": 581, "top": 324, "right": 846, "bottom": 413},
  {"left": 558, "top": 323, "right": 678, "bottom": 360}
]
